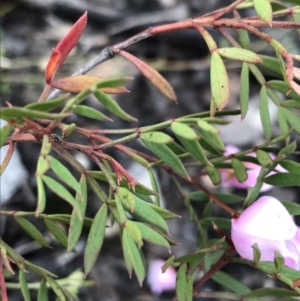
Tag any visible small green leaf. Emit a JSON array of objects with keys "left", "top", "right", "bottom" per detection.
[
  {"left": 25, "top": 96, "right": 67, "bottom": 112},
  {"left": 142, "top": 140, "right": 188, "bottom": 177},
  {"left": 260, "top": 55, "right": 281, "bottom": 76},
  {"left": 140, "top": 131, "right": 173, "bottom": 144},
  {"left": 94, "top": 90, "right": 137, "bottom": 121},
  {"left": 240, "top": 63, "right": 249, "bottom": 119},
  {"left": 15, "top": 217, "right": 50, "bottom": 248},
  {"left": 38, "top": 278, "right": 49, "bottom": 301},
  {"left": 274, "top": 250, "right": 284, "bottom": 273},
  {"left": 263, "top": 173, "right": 300, "bottom": 186},
  {"left": 253, "top": 243, "right": 261, "bottom": 264},
  {"left": 135, "top": 222, "right": 170, "bottom": 250},
  {"left": 40, "top": 135, "right": 52, "bottom": 157},
  {"left": 171, "top": 122, "right": 198, "bottom": 140},
  {"left": 256, "top": 149, "right": 273, "bottom": 167},
  {"left": 36, "top": 176, "right": 46, "bottom": 215},
  {"left": 277, "top": 107, "right": 290, "bottom": 143},
  {"left": 0, "top": 107, "right": 69, "bottom": 121},
  {"left": 122, "top": 228, "right": 146, "bottom": 286},
  {"left": 210, "top": 52, "right": 230, "bottom": 110},
  {"left": 42, "top": 175, "right": 81, "bottom": 218},
  {"left": 267, "top": 80, "right": 300, "bottom": 102},
  {"left": 36, "top": 156, "right": 51, "bottom": 176},
  {"left": 232, "top": 158, "right": 248, "bottom": 183},
  {"left": 197, "top": 120, "right": 225, "bottom": 151},
  {"left": 253, "top": 0, "right": 273, "bottom": 25},
  {"left": 125, "top": 220, "right": 143, "bottom": 248},
  {"left": 73, "top": 104, "right": 112, "bottom": 121},
  {"left": 147, "top": 202, "right": 181, "bottom": 219},
  {"left": 49, "top": 156, "right": 82, "bottom": 197},
  {"left": 212, "top": 270, "right": 251, "bottom": 294},
  {"left": 44, "top": 219, "right": 68, "bottom": 248},
  {"left": 206, "top": 165, "right": 221, "bottom": 185},
  {"left": 245, "top": 287, "right": 300, "bottom": 298},
  {"left": 19, "top": 270, "right": 31, "bottom": 301},
  {"left": 281, "top": 100, "right": 300, "bottom": 110},
  {"left": 92, "top": 77, "right": 133, "bottom": 89},
  {"left": 68, "top": 175, "right": 88, "bottom": 253},
  {"left": 237, "top": 29, "right": 250, "bottom": 49},
  {"left": 0, "top": 123, "right": 11, "bottom": 148},
  {"left": 84, "top": 203, "right": 108, "bottom": 276},
  {"left": 282, "top": 107, "right": 300, "bottom": 134},
  {"left": 217, "top": 48, "right": 262, "bottom": 64},
  {"left": 281, "top": 201, "right": 300, "bottom": 215},
  {"left": 176, "top": 263, "right": 188, "bottom": 301},
  {"left": 45, "top": 277, "right": 66, "bottom": 301},
  {"left": 279, "top": 160, "right": 300, "bottom": 175},
  {"left": 259, "top": 85, "right": 272, "bottom": 141},
  {"left": 278, "top": 140, "right": 296, "bottom": 157}
]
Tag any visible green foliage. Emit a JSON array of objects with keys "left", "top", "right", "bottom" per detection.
[{"left": 2, "top": 1, "right": 300, "bottom": 300}]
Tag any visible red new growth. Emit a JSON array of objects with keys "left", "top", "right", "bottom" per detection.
[{"left": 45, "top": 11, "right": 88, "bottom": 84}]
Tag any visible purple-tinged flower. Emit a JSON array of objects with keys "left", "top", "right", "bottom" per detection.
[
  {"left": 147, "top": 259, "right": 176, "bottom": 295},
  {"left": 220, "top": 145, "right": 286, "bottom": 192},
  {"left": 231, "top": 196, "right": 300, "bottom": 269}
]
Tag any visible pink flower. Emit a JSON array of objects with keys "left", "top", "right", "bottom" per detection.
[
  {"left": 220, "top": 145, "right": 286, "bottom": 192},
  {"left": 231, "top": 196, "right": 300, "bottom": 269},
  {"left": 147, "top": 259, "right": 176, "bottom": 295}
]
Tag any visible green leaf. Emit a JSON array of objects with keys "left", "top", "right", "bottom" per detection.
[
  {"left": 232, "top": 158, "right": 248, "bottom": 183},
  {"left": 282, "top": 107, "right": 300, "bottom": 134},
  {"left": 212, "top": 270, "right": 251, "bottom": 294},
  {"left": 267, "top": 80, "right": 300, "bottom": 101},
  {"left": 279, "top": 160, "right": 300, "bottom": 175},
  {"left": 68, "top": 175, "right": 88, "bottom": 253},
  {"left": 200, "top": 217, "right": 231, "bottom": 230},
  {"left": 197, "top": 120, "right": 225, "bottom": 151},
  {"left": 19, "top": 270, "right": 31, "bottom": 301},
  {"left": 237, "top": 29, "right": 250, "bottom": 49},
  {"left": 277, "top": 107, "right": 290, "bottom": 143},
  {"left": 210, "top": 52, "right": 230, "bottom": 110},
  {"left": 73, "top": 104, "right": 112, "bottom": 121},
  {"left": 256, "top": 149, "right": 273, "bottom": 167},
  {"left": 25, "top": 96, "right": 67, "bottom": 112},
  {"left": 15, "top": 217, "right": 50, "bottom": 248},
  {"left": 36, "top": 176, "right": 46, "bottom": 215},
  {"left": 206, "top": 165, "right": 221, "bottom": 185},
  {"left": 135, "top": 222, "right": 170, "bottom": 250},
  {"left": 259, "top": 85, "right": 272, "bottom": 141},
  {"left": 245, "top": 287, "right": 300, "bottom": 298},
  {"left": 188, "top": 191, "right": 243, "bottom": 204},
  {"left": 147, "top": 202, "right": 181, "bottom": 219},
  {"left": 274, "top": 250, "right": 284, "bottom": 273},
  {"left": 217, "top": 48, "right": 262, "bottom": 64},
  {"left": 125, "top": 220, "right": 143, "bottom": 248},
  {"left": 38, "top": 278, "right": 49, "bottom": 301},
  {"left": 176, "top": 263, "right": 188, "bottom": 301},
  {"left": 119, "top": 188, "right": 169, "bottom": 233},
  {"left": 0, "top": 107, "right": 69, "bottom": 121},
  {"left": 45, "top": 277, "right": 66, "bottom": 301},
  {"left": 84, "top": 203, "right": 108, "bottom": 276},
  {"left": 142, "top": 140, "right": 188, "bottom": 177},
  {"left": 253, "top": 0, "right": 273, "bottom": 24},
  {"left": 278, "top": 140, "right": 296, "bottom": 157},
  {"left": 0, "top": 122, "right": 11, "bottom": 148},
  {"left": 94, "top": 90, "right": 137, "bottom": 121},
  {"left": 140, "top": 131, "right": 173, "bottom": 144},
  {"left": 122, "top": 228, "right": 146, "bottom": 286},
  {"left": 44, "top": 219, "right": 68, "bottom": 248},
  {"left": 281, "top": 100, "right": 300, "bottom": 110},
  {"left": 240, "top": 62, "right": 249, "bottom": 119},
  {"left": 92, "top": 77, "right": 133, "bottom": 89},
  {"left": 259, "top": 55, "right": 281, "bottom": 76},
  {"left": 263, "top": 173, "right": 300, "bottom": 186},
  {"left": 49, "top": 156, "right": 82, "bottom": 198},
  {"left": 42, "top": 175, "right": 81, "bottom": 218},
  {"left": 171, "top": 122, "right": 198, "bottom": 140},
  {"left": 281, "top": 201, "right": 300, "bottom": 215}
]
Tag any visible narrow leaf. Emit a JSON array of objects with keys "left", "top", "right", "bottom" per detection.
[
  {"left": 36, "top": 176, "right": 46, "bottom": 215},
  {"left": 281, "top": 201, "right": 300, "bottom": 216},
  {"left": 240, "top": 62, "right": 249, "bottom": 119},
  {"left": 267, "top": 80, "right": 300, "bottom": 101},
  {"left": 119, "top": 50, "right": 177, "bottom": 102},
  {"left": 279, "top": 160, "right": 300, "bottom": 175},
  {"left": 42, "top": 175, "right": 81, "bottom": 218},
  {"left": 253, "top": 0, "right": 273, "bottom": 25},
  {"left": 15, "top": 217, "right": 50, "bottom": 248},
  {"left": 256, "top": 149, "right": 273, "bottom": 167},
  {"left": 19, "top": 270, "right": 31, "bottom": 301},
  {"left": 206, "top": 165, "right": 221, "bottom": 185},
  {"left": 217, "top": 48, "right": 262, "bottom": 63},
  {"left": 68, "top": 175, "right": 87, "bottom": 253},
  {"left": 140, "top": 131, "right": 173, "bottom": 144},
  {"left": 278, "top": 140, "right": 296, "bottom": 157},
  {"left": 281, "top": 100, "right": 300, "bottom": 110},
  {"left": 232, "top": 158, "right": 248, "bottom": 183},
  {"left": 45, "top": 277, "right": 66, "bottom": 301},
  {"left": 125, "top": 220, "right": 143, "bottom": 248},
  {"left": 263, "top": 173, "right": 300, "bottom": 186},
  {"left": 25, "top": 96, "right": 67, "bottom": 112},
  {"left": 84, "top": 204, "right": 107, "bottom": 276},
  {"left": 259, "top": 85, "right": 272, "bottom": 141},
  {"left": 282, "top": 107, "right": 300, "bottom": 134},
  {"left": 142, "top": 140, "right": 188, "bottom": 177},
  {"left": 51, "top": 75, "right": 130, "bottom": 94},
  {"left": 210, "top": 52, "right": 230, "bottom": 110},
  {"left": 94, "top": 90, "right": 137, "bottom": 121},
  {"left": 44, "top": 219, "right": 68, "bottom": 248},
  {"left": 171, "top": 122, "right": 199, "bottom": 140},
  {"left": 73, "top": 104, "right": 112, "bottom": 122},
  {"left": 260, "top": 55, "right": 281, "bottom": 76},
  {"left": 38, "top": 278, "right": 49, "bottom": 301},
  {"left": 176, "top": 263, "right": 187, "bottom": 301}
]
